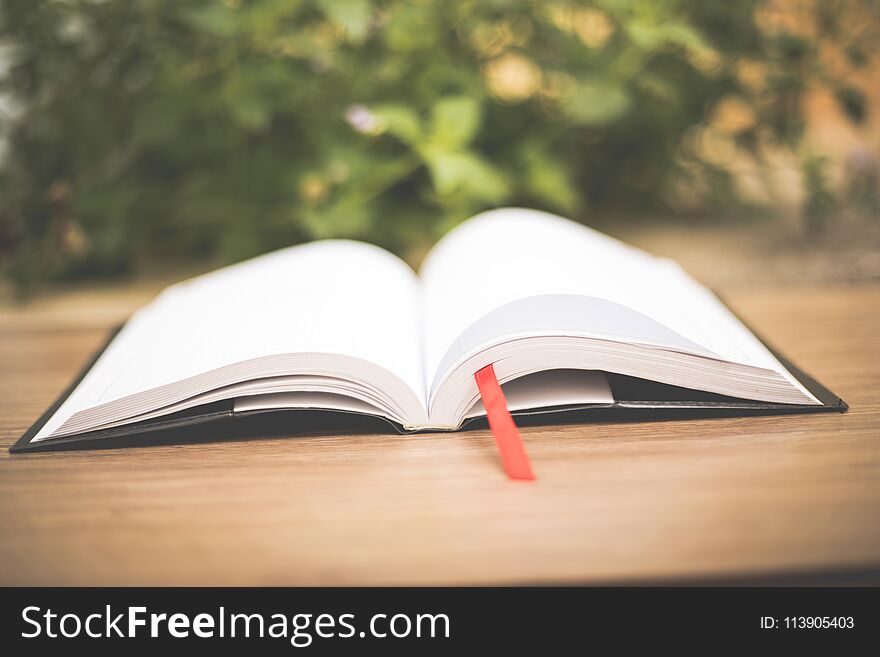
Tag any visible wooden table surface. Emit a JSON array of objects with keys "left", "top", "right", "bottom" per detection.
[{"left": 0, "top": 284, "right": 878, "bottom": 586}]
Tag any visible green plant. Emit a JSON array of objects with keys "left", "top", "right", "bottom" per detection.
[{"left": 0, "top": 0, "right": 873, "bottom": 291}]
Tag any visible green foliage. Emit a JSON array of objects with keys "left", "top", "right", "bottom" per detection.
[{"left": 0, "top": 0, "right": 871, "bottom": 289}]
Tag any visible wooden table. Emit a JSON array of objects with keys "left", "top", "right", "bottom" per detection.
[{"left": 1, "top": 285, "right": 878, "bottom": 585}]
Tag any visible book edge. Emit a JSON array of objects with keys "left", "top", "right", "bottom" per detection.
[{"left": 10, "top": 325, "right": 123, "bottom": 454}]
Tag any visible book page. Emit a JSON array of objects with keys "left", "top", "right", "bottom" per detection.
[
  {"left": 34, "top": 240, "right": 425, "bottom": 440},
  {"left": 419, "top": 208, "right": 807, "bottom": 399}
]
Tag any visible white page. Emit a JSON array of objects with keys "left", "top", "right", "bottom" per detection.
[
  {"left": 235, "top": 391, "right": 384, "bottom": 417},
  {"left": 34, "top": 240, "right": 425, "bottom": 440},
  {"left": 419, "top": 208, "right": 814, "bottom": 400}
]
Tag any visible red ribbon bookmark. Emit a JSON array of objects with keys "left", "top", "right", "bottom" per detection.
[{"left": 474, "top": 364, "right": 536, "bottom": 481}]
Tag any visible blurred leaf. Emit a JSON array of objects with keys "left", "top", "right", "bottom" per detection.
[
  {"left": 846, "top": 45, "right": 868, "bottom": 68},
  {"left": 428, "top": 96, "right": 482, "bottom": 149},
  {"left": 383, "top": 3, "right": 438, "bottom": 51},
  {"left": 372, "top": 104, "right": 422, "bottom": 145},
  {"left": 425, "top": 150, "right": 508, "bottom": 201},
  {"left": 229, "top": 95, "right": 272, "bottom": 131},
  {"left": 523, "top": 151, "right": 580, "bottom": 214},
  {"left": 181, "top": 4, "right": 239, "bottom": 38},
  {"left": 834, "top": 86, "right": 867, "bottom": 125},
  {"left": 657, "top": 21, "right": 709, "bottom": 53},
  {"left": 771, "top": 34, "right": 811, "bottom": 63},
  {"left": 316, "top": 0, "right": 373, "bottom": 42},
  {"left": 302, "top": 201, "right": 371, "bottom": 238},
  {"left": 564, "top": 82, "right": 631, "bottom": 125},
  {"left": 626, "top": 18, "right": 708, "bottom": 54}
]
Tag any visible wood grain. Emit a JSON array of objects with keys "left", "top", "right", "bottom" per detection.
[{"left": 0, "top": 284, "right": 878, "bottom": 585}]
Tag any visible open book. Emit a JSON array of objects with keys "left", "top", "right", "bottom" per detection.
[{"left": 13, "top": 208, "right": 845, "bottom": 452}]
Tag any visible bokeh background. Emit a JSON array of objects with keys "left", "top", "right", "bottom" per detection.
[{"left": 1, "top": 0, "right": 878, "bottom": 296}]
